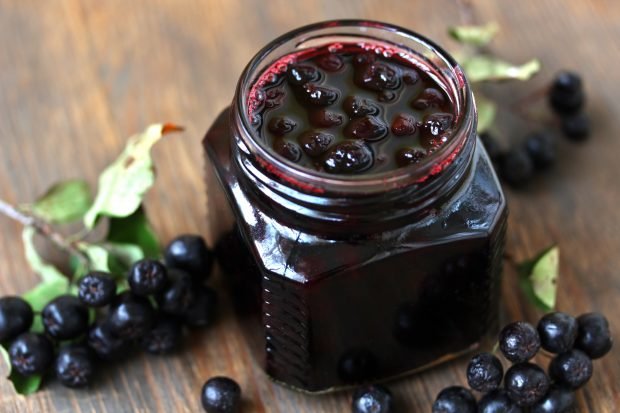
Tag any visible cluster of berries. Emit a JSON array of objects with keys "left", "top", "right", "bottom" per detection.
[
  {"left": 482, "top": 71, "right": 590, "bottom": 188},
  {"left": 432, "top": 311, "right": 612, "bottom": 412},
  {"left": 0, "top": 234, "right": 218, "bottom": 389}
]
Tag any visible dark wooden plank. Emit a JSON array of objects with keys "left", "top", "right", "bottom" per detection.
[{"left": 0, "top": 0, "right": 618, "bottom": 411}]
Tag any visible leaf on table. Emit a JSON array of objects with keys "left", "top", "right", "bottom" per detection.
[
  {"left": 79, "top": 242, "right": 144, "bottom": 277},
  {"left": 83, "top": 123, "right": 183, "bottom": 229},
  {"left": 448, "top": 22, "right": 499, "bottom": 46},
  {"left": 0, "top": 345, "right": 43, "bottom": 395},
  {"left": 518, "top": 245, "right": 559, "bottom": 312},
  {"left": 475, "top": 94, "right": 497, "bottom": 134},
  {"left": 30, "top": 179, "right": 92, "bottom": 224},
  {"left": 107, "top": 206, "right": 160, "bottom": 258},
  {"left": 461, "top": 55, "right": 541, "bottom": 82},
  {"left": 22, "top": 226, "right": 68, "bottom": 284}
]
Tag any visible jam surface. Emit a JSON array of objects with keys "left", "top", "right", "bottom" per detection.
[{"left": 249, "top": 43, "right": 456, "bottom": 174}]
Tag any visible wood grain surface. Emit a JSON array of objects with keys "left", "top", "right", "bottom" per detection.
[{"left": 0, "top": 1, "right": 619, "bottom": 411}]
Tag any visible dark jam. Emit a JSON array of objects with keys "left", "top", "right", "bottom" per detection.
[
  {"left": 249, "top": 43, "right": 456, "bottom": 174},
  {"left": 204, "top": 35, "right": 507, "bottom": 393}
]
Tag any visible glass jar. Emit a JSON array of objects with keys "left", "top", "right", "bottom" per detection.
[{"left": 203, "top": 20, "right": 507, "bottom": 393}]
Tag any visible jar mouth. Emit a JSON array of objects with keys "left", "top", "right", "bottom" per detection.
[{"left": 234, "top": 19, "right": 476, "bottom": 194}]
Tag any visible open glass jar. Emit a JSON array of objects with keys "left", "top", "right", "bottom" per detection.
[{"left": 203, "top": 20, "right": 507, "bottom": 393}]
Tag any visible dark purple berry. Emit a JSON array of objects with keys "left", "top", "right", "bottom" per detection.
[
  {"left": 0, "top": 296, "right": 33, "bottom": 342},
  {"left": 575, "top": 312, "right": 612, "bottom": 359},
  {"left": 165, "top": 234, "right": 214, "bottom": 281},
  {"left": 87, "top": 321, "right": 128, "bottom": 360},
  {"left": 9, "top": 332, "right": 54, "bottom": 376},
  {"left": 42, "top": 295, "right": 89, "bottom": 340},
  {"left": 298, "top": 84, "right": 339, "bottom": 106},
  {"left": 184, "top": 286, "right": 218, "bottom": 328},
  {"left": 308, "top": 109, "right": 343, "bottom": 127},
  {"left": 201, "top": 376, "right": 241, "bottom": 413},
  {"left": 140, "top": 315, "right": 182, "bottom": 354},
  {"left": 412, "top": 88, "right": 446, "bottom": 110},
  {"left": 525, "top": 132, "right": 556, "bottom": 169},
  {"left": 55, "top": 345, "right": 94, "bottom": 388},
  {"left": 423, "top": 113, "right": 454, "bottom": 137},
  {"left": 402, "top": 69, "right": 420, "bottom": 85},
  {"left": 298, "top": 131, "right": 334, "bottom": 157},
  {"left": 466, "top": 352, "right": 504, "bottom": 392},
  {"left": 537, "top": 312, "right": 578, "bottom": 354},
  {"left": 500, "top": 321, "right": 541, "bottom": 363},
  {"left": 316, "top": 54, "right": 343, "bottom": 72},
  {"left": 156, "top": 269, "right": 195, "bottom": 316},
  {"left": 395, "top": 147, "right": 426, "bottom": 167},
  {"left": 549, "top": 349, "right": 593, "bottom": 389},
  {"left": 552, "top": 71, "right": 582, "bottom": 95},
  {"left": 504, "top": 363, "right": 550, "bottom": 407},
  {"left": 342, "top": 96, "right": 380, "bottom": 118},
  {"left": 479, "top": 132, "right": 504, "bottom": 163},
  {"left": 338, "top": 348, "right": 377, "bottom": 383},
  {"left": 264, "top": 88, "right": 285, "bottom": 108},
  {"left": 561, "top": 113, "right": 590, "bottom": 141},
  {"left": 432, "top": 386, "right": 477, "bottom": 413},
  {"left": 391, "top": 114, "right": 418, "bottom": 136},
  {"left": 78, "top": 272, "right": 117, "bottom": 307},
  {"left": 352, "top": 52, "right": 376, "bottom": 67},
  {"left": 273, "top": 139, "right": 302, "bottom": 162},
  {"left": 352, "top": 384, "right": 393, "bottom": 413},
  {"left": 531, "top": 386, "right": 576, "bottom": 413},
  {"left": 499, "top": 148, "right": 535, "bottom": 188},
  {"left": 108, "top": 292, "right": 154, "bottom": 340},
  {"left": 355, "top": 62, "right": 400, "bottom": 91},
  {"left": 128, "top": 260, "right": 168, "bottom": 296},
  {"left": 322, "top": 140, "right": 374, "bottom": 174},
  {"left": 478, "top": 389, "right": 523, "bottom": 413},
  {"left": 267, "top": 116, "right": 297, "bottom": 136},
  {"left": 378, "top": 91, "right": 397, "bottom": 102},
  {"left": 286, "top": 64, "right": 320, "bottom": 86},
  {"left": 344, "top": 116, "right": 388, "bottom": 141},
  {"left": 549, "top": 71, "right": 584, "bottom": 114}
]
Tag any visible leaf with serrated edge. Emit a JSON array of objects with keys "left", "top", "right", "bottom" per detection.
[
  {"left": 462, "top": 56, "right": 541, "bottom": 82},
  {"left": 0, "top": 345, "right": 43, "bottom": 395},
  {"left": 22, "top": 226, "right": 68, "bottom": 284},
  {"left": 83, "top": 123, "right": 183, "bottom": 229},
  {"left": 449, "top": 22, "right": 499, "bottom": 46},
  {"left": 518, "top": 245, "right": 559, "bottom": 311},
  {"left": 31, "top": 179, "right": 92, "bottom": 224},
  {"left": 475, "top": 94, "right": 497, "bottom": 134},
  {"left": 107, "top": 207, "right": 160, "bottom": 258}
]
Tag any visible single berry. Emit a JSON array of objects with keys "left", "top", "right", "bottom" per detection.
[
  {"left": 273, "top": 139, "right": 302, "bottom": 162},
  {"left": 316, "top": 53, "right": 344, "bottom": 72},
  {"left": 478, "top": 389, "right": 523, "bottom": 413},
  {"left": 499, "top": 321, "right": 541, "bottom": 363},
  {"left": 323, "top": 140, "right": 374, "bottom": 174},
  {"left": 344, "top": 116, "right": 388, "bottom": 141},
  {"left": 551, "top": 71, "right": 582, "bottom": 95},
  {"left": 530, "top": 386, "right": 576, "bottom": 413},
  {"left": 343, "top": 96, "right": 380, "bottom": 118},
  {"left": 128, "top": 259, "right": 169, "bottom": 296},
  {"left": 352, "top": 384, "right": 394, "bottom": 413},
  {"left": 466, "top": 352, "right": 504, "bottom": 392},
  {"left": 354, "top": 62, "right": 400, "bottom": 91},
  {"left": 422, "top": 113, "right": 454, "bottom": 137},
  {"left": 156, "top": 269, "right": 195, "bottom": 316},
  {"left": 525, "top": 133, "right": 556, "bottom": 170},
  {"left": 78, "top": 272, "right": 117, "bottom": 307},
  {"left": 395, "top": 147, "right": 426, "bottom": 167},
  {"left": 561, "top": 113, "right": 590, "bottom": 141},
  {"left": 499, "top": 148, "right": 535, "bottom": 188},
  {"left": 432, "top": 386, "right": 477, "bottom": 413},
  {"left": 308, "top": 109, "right": 343, "bottom": 127},
  {"left": 0, "top": 296, "right": 33, "bottom": 343},
  {"left": 201, "top": 376, "right": 241, "bottom": 413},
  {"left": 87, "top": 321, "right": 128, "bottom": 360},
  {"left": 140, "top": 315, "right": 182, "bottom": 354},
  {"left": 548, "top": 349, "right": 593, "bottom": 389},
  {"left": 298, "top": 131, "right": 334, "bottom": 157},
  {"left": 184, "top": 286, "right": 218, "bottom": 328},
  {"left": 264, "top": 88, "right": 285, "bottom": 108},
  {"left": 55, "top": 345, "right": 94, "bottom": 388},
  {"left": 412, "top": 88, "right": 446, "bottom": 110},
  {"left": 391, "top": 114, "right": 418, "bottom": 136},
  {"left": 42, "top": 295, "right": 89, "bottom": 340},
  {"left": 402, "top": 69, "right": 420, "bottom": 85},
  {"left": 298, "top": 84, "right": 339, "bottom": 106},
  {"left": 9, "top": 332, "right": 54, "bottom": 376},
  {"left": 537, "top": 312, "right": 578, "bottom": 354},
  {"left": 286, "top": 64, "right": 320, "bottom": 86},
  {"left": 165, "top": 234, "right": 214, "bottom": 281},
  {"left": 267, "top": 116, "right": 297, "bottom": 136},
  {"left": 108, "top": 292, "right": 155, "bottom": 340},
  {"left": 479, "top": 132, "right": 504, "bottom": 163},
  {"left": 338, "top": 348, "right": 377, "bottom": 383},
  {"left": 574, "top": 312, "right": 613, "bottom": 358},
  {"left": 504, "top": 363, "right": 550, "bottom": 407},
  {"left": 549, "top": 71, "right": 584, "bottom": 114}
]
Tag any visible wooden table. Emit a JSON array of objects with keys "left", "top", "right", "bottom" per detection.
[{"left": 0, "top": 1, "right": 618, "bottom": 411}]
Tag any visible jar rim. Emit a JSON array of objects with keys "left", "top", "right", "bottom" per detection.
[{"left": 233, "top": 19, "right": 476, "bottom": 195}]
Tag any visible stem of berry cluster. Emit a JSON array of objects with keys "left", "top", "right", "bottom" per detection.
[{"left": 0, "top": 197, "right": 89, "bottom": 265}]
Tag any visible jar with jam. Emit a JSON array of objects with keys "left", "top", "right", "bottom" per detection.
[{"left": 203, "top": 20, "right": 507, "bottom": 393}]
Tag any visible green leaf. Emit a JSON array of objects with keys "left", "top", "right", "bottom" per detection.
[
  {"left": 476, "top": 94, "right": 497, "bottom": 133},
  {"left": 80, "top": 244, "right": 111, "bottom": 273},
  {"left": 22, "top": 226, "right": 68, "bottom": 284},
  {"left": 461, "top": 56, "right": 541, "bottom": 82},
  {"left": 107, "top": 207, "right": 160, "bottom": 258},
  {"left": 79, "top": 242, "right": 144, "bottom": 277},
  {"left": 518, "top": 245, "right": 559, "bottom": 312},
  {"left": 449, "top": 22, "right": 499, "bottom": 46},
  {"left": 83, "top": 123, "right": 183, "bottom": 229},
  {"left": 0, "top": 345, "right": 42, "bottom": 395},
  {"left": 30, "top": 180, "right": 92, "bottom": 224}
]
